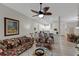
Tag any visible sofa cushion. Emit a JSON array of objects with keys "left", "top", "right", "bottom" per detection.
[
  {"left": 0, "top": 49, "right": 3, "bottom": 53},
  {"left": 0, "top": 40, "right": 7, "bottom": 49},
  {"left": 3, "top": 39, "right": 16, "bottom": 49}
]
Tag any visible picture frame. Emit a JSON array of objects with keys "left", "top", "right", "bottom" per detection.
[{"left": 4, "top": 17, "right": 19, "bottom": 36}]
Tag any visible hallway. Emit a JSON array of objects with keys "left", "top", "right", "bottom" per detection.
[{"left": 20, "top": 35, "right": 76, "bottom": 56}]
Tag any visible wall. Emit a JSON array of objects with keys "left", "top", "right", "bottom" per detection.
[{"left": 0, "top": 4, "right": 38, "bottom": 40}]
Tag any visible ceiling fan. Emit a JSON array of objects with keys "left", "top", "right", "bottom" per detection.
[{"left": 31, "top": 3, "right": 52, "bottom": 18}]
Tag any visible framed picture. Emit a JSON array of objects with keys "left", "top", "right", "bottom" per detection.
[{"left": 4, "top": 17, "right": 19, "bottom": 36}]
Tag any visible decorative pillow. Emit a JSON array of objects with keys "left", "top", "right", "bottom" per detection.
[
  {"left": 15, "top": 38, "right": 21, "bottom": 46},
  {"left": 0, "top": 40, "right": 3, "bottom": 44},
  {"left": 12, "top": 39, "right": 18, "bottom": 48},
  {"left": 17, "top": 39, "right": 21, "bottom": 45},
  {"left": 0, "top": 49, "right": 3, "bottom": 53},
  {"left": 0, "top": 44, "right": 5, "bottom": 48},
  {"left": 3, "top": 39, "right": 14, "bottom": 49},
  {"left": 0, "top": 40, "right": 7, "bottom": 50}
]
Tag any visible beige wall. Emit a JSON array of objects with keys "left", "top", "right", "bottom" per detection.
[{"left": 0, "top": 4, "right": 38, "bottom": 40}]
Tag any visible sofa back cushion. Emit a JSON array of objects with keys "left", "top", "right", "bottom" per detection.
[
  {"left": 0, "top": 36, "right": 34, "bottom": 50},
  {"left": 3, "top": 39, "right": 14, "bottom": 49}
]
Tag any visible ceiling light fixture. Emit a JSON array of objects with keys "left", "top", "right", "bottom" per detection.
[
  {"left": 38, "top": 11, "right": 44, "bottom": 18},
  {"left": 38, "top": 14, "right": 44, "bottom": 18},
  {"left": 31, "top": 3, "right": 52, "bottom": 18}
]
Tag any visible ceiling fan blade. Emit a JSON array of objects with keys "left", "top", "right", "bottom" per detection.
[
  {"left": 31, "top": 9, "right": 38, "bottom": 14},
  {"left": 32, "top": 15, "right": 38, "bottom": 17},
  {"left": 43, "top": 7, "right": 50, "bottom": 12},
  {"left": 44, "top": 12, "right": 52, "bottom": 15}
]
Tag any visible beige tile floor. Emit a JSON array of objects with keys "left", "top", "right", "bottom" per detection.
[
  {"left": 53, "top": 35, "right": 76, "bottom": 56},
  {"left": 20, "top": 35, "right": 76, "bottom": 56}
]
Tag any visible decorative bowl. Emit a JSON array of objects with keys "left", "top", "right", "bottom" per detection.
[{"left": 35, "top": 48, "right": 44, "bottom": 56}]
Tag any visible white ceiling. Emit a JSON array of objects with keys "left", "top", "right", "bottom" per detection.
[{"left": 2, "top": 3, "right": 78, "bottom": 24}]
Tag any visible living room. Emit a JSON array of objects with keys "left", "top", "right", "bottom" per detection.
[{"left": 0, "top": 3, "right": 79, "bottom": 56}]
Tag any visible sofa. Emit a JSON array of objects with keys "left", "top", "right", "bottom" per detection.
[{"left": 0, "top": 36, "right": 34, "bottom": 56}]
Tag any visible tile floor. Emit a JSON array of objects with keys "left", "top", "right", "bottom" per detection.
[{"left": 20, "top": 35, "right": 77, "bottom": 56}]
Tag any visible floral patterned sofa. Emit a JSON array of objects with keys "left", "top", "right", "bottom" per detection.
[{"left": 0, "top": 36, "right": 34, "bottom": 56}]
